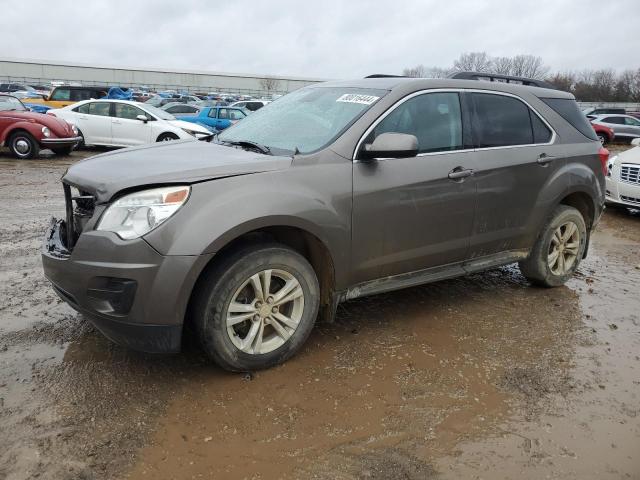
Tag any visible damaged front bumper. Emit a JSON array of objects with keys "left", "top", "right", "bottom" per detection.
[{"left": 42, "top": 218, "right": 211, "bottom": 354}]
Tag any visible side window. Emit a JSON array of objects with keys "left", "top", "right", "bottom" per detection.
[
  {"left": 603, "top": 117, "right": 624, "bottom": 124},
  {"left": 530, "top": 111, "right": 552, "bottom": 143},
  {"left": 624, "top": 117, "right": 640, "bottom": 126},
  {"left": 51, "top": 88, "right": 71, "bottom": 101},
  {"left": 207, "top": 108, "right": 218, "bottom": 118},
  {"left": 228, "top": 109, "right": 245, "bottom": 120},
  {"left": 471, "top": 93, "right": 533, "bottom": 147},
  {"left": 70, "top": 90, "right": 92, "bottom": 101},
  {"left": 368, "top": 92, "right": 463, "bottom": 154},
  {"left": 88, "top": 102, "right": 111, "bottom": 117},
  {"left": 74, "top": 103, "right": 91, "bottom": 114},
  {"left": 115, "top": 103, "right": 144, "bottom": 119},
  {"left": 218, "top": 109, "right": 229, "bottom": 120}
]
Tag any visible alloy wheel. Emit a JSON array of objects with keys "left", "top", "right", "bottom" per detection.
[
  {"left": 548, "top": 221, "right": 580, "bottom": 275},
  {"left": 226, "top": 269, "right": 304, "bottom": 354}
]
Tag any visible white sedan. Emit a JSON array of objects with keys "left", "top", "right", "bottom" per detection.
[
  {"left": 48, "top": 99, "right": 212, "bottom": 148},
  {"left": 606, "top": 138, "right": 640, "bottom": 209}
]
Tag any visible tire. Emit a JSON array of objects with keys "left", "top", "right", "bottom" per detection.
[
  {"left": 76, "top": 129, "right": 85, "bottom": 149},
  {"left": 519, "top": 205, "right": 587, "bottom": 287},
  {"left": 51, "top": 146, "right": 74, "bottom": 156},
  {"left": 8, "top": 131, "right": 39, "bottom": 159},
  {"left": 157, "top": 132, "right": 179, "bottom": 142},
  {"left": 597, "top": 133, "right": 608, "bottom": 145},
  {"left": 192, "top": 243, "right": 320, "bottom": 372}
]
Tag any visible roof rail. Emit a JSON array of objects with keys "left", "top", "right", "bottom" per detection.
[
  {"left": 364, "top": 74, "right": 407, "bottom": 79},
  {"left": 449, "top": 71, "right": 556, "bottom": 89}
]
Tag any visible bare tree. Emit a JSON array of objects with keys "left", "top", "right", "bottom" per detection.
[
  {"left": 402, "top": 65, "right": 428, "bottom": 78},
  {"left": 509, "top": 55, "right": 549, "bottom": 79},
  {"left": 492, "top": 56, "right": 514, "bottom": 75},
  {"left": 452, "top": 52, "right": 492, "bottom": 73},
  {"left": 260, "top": 76, "right": 281, "bottom": 93},
  {"left": 547, "top": 72, "right": 575, "bottom": 92},
  {"left": 424, "top": 66, "right": 452, "bottom": 78}
]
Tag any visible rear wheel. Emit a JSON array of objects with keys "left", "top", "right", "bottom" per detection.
[
  {"left": 192, "top": 244, "right": 320, "bottom": 372},
  {"left": 8, "top": 131, "right": 39, "bottom": 159},
  {"left": 519, "top": 205, "right": 587, "bottom": 287},
  {"left": 157, "top": 132, "right": 179, "bottom": 142}
]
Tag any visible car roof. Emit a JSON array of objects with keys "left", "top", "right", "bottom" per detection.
[
  {"left": 592, "top": 114, "right": 634, "bottom": 119},
  {"left": 315, "top": 77, "right": 573, "bottom": 99}
]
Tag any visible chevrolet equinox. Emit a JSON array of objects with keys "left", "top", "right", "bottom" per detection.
[{"left": 42, "top": 76, "right": 607, "bottom": 371}]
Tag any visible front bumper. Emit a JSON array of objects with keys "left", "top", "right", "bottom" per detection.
[
  {"left": 42, "top": 218, "right": 213, "bottom": 353},
  {"left": 605, "top": 175, "right": 640, "bottom": 208},
  {"left": 40, "top": 136, "right": 82, "bottom": 146}
]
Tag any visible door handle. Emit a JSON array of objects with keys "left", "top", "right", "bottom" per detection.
[
  {"left": 536, "top": 153, "right": 556, "bottom": 165},
  {"left": 112, "top": 120, "right": 121, "bottom": 124},
  {"left": 448, "top": 167, "right": 474, "bottom": 180}
]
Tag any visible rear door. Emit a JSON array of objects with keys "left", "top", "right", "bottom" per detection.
[
  {"left": 467, "top": 91, "right": 560, "bottom": 258},
  {"left": 74, "top": 101, "right": 113, "bottom": 145},
  {"left": 351, "top": 91, "right": 477, "bottom": 283},
  {"left": 111, "top": 103, "right": 152, "bottom": 146},
  {"left": 623, "top": 116, "right": 640, "bottom": 138}
]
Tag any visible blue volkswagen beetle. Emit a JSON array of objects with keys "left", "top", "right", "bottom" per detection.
[{"left": 175, "top": 106, "right": 248, "bottom": 132}]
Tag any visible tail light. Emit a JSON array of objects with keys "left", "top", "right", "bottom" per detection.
[{"left": 598, "top": 147, "right": 609, "bottom": 176}]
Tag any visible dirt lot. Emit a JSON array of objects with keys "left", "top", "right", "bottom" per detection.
[{"left": 0, "top": 145, "right": 638, "bottom": 480}]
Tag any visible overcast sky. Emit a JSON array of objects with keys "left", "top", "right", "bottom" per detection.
[{"left": 1, "top": 0, "right": 638, "bottom": 79}]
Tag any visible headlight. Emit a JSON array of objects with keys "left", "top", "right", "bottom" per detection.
[
  {"left": 181, "top": 128, "right": 202, "bottom": 137},
  {"left": 42, "top": 126, "right": 51, "bottom": 137},
  {"left": 97, "top": 186, "right": 190, "bottom": 240},
  {"left": 607, "top": 155, "right": 617, "bottom": 177},
  {"left": 71, "top": 124, "right": 78, "bottom": 135}
]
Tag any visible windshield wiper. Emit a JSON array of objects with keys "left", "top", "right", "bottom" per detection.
[{"left": 227, "top": 140, "right": 271, "bottom": 155}]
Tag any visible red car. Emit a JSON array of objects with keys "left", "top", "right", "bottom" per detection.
[
  {"left": 0, "top": 94, "right": 81, "bottom": 159},
  {"left": 591, "top": 122, "right": 615, "bottom": 145}
]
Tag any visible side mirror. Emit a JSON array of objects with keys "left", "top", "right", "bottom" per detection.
[
  {"left": 136, "top": 114, "right": 148, "bottom": 123},
  {"left": 631, "top": 138, "right": 640, "bottom": 146},
  {"left": 360, "top": 132, "right": 418, "bottom": 160}
]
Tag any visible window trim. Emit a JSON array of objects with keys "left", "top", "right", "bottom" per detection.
[{"left": 353, "top": 88, "right": 557, "bottom": 162}]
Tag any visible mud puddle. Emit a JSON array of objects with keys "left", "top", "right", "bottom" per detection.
[{"left": 1, "top": 148, "right": 639, "bottom": 480}]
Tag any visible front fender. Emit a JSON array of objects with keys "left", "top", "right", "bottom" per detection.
[
  {"left": 143, "top": 159, "right": 353, "bottom": 288},
  {"left": 2, "top": 121, "right": 43, "bottom": 143}
]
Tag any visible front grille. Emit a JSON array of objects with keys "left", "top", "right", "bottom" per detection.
[
  {"left": 620, "top": 164, "right": 640, "bottom": 185},
  {"left": 620, "top": 195, "right": 640, "bottom": 205},
  {"left": 62, "top": 183, "right": 95, "bottom": 250}
]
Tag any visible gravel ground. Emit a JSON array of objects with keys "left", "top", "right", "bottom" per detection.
[{"left": 0, "top": 144, "right": 638, "bottom": 480}]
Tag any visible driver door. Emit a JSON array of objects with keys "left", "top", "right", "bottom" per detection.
[{"left": 351, "top": 91, "right": 477, "bottom": 284}]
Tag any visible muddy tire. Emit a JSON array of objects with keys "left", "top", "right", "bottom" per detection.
[
  {"left": 519, "top": 205, "right": 587, "bottom": 287},
  {"left": 51, "top": 146, "right": 74, "bottom": 155},
  {"left": 192, "top": 243, "right": 320, "bottom": 372},
  {"left": 8, "top": 131, "right": 39, "bottom": 159},
  {"left": 157, "top": 132, "right": 179, "bottom": 142}
]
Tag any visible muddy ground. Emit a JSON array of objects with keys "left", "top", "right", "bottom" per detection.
[{"left": 0, "top": 145, "right": 638, "bottom": 480}]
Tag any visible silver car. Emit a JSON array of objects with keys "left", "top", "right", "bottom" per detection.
[{"left": 591, "top": 114, "right": 640, "bottom": 141}]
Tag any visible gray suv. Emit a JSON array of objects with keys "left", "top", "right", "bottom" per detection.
[{"left": 42, "top": 76, "right": 607, "bottom": 371}]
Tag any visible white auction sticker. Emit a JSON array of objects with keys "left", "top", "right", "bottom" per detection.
[{"left": 336, "top": 94, "right": 380, "bottom": 105}]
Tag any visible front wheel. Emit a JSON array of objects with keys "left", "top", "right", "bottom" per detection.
[
  {"left": 8, "top": 132, "right": 40, "bottom": 159},
  {"left": 192, "top": 244, "right": 320, "bottom": 371},
  {"left": 519, "top": 205, "right": 587, "bottom": 287},
  {"left": 51, "top": 146, "right": 74, "bottom": 155},
  {"left": 597, "top": 133, "right": 608, "bottom": 145}
]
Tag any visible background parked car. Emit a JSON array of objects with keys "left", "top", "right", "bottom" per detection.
[
  {"left": 160, "top": 103, "right": 202, "bottom": 115},
  {"left": 590, "top": 114, "right": 640, "bottom": 142},
  {"left": 25, "top": 86, "right": 109, "bottom": 108},
  {"left": 48, "top": 99, "right": 212, "bottom": 147},
  {"left": 606, "top": 138, "right": 640, "bottom": 208},
  {"left": 591, "top": 122, "right": 615, "bottom": 145},
  {"left": 583, "top": 107, "right": 626, "bottom": 118},
  {"left": 0, "top": 94, "right": 80, "bottom": 158},
  {"left": 229, "top": 100, "right": 270, "bottom": 112},
  {"left": 175, "top": 106, "right": 247, "bottom": 131},
  {"left": 0, "top": 83, "right": 42, "bottom": 96}
]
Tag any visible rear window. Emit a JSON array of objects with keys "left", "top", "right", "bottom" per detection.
[{"left": 541, "top": 98, "right": 598, "bottom": 141}]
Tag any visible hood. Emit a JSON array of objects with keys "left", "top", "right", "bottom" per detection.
[
  {"left": 168, "top": 119, "right": 211, "bottom": 134},
  {"left": 1, "top": 110, "right": 72, "bottom": 136},
  {"left": 614, "top": 145, "right": 640, "bottom": 166},
  {"left": 63, "top": 140, "right": 292, "bottom": 203}
]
